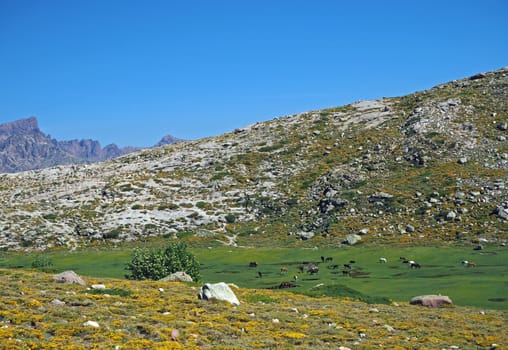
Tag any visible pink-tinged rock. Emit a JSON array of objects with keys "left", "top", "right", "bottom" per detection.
[
  {"left": 410, "top": 294, "right": 453, "bottom": 308},
  {"left": 171, "top": 329, "right": 180, "bottom": 341},
  {"left": 53, "top": 271, "right": 86, "bottom": 286}
]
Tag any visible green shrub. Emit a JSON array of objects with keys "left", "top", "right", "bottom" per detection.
[
  {"left": 125, "top": 242, "right": 200, "bottom": 281},
  {"left": 103, "top": 228, "right": 122, "bottom": 239},
  {"left": 225, "top": 213, "right": 236, "bottom": 223}
]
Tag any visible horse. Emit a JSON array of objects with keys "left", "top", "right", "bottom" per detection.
[
  {"left": 280, "top": 267, "right": 288, "bottom": 274},
  {"left": 379, "top": 257, "right": 387, "bottom": 263},
  {"left": 249, "top": 261, "right": 258, "bottom": 268}
]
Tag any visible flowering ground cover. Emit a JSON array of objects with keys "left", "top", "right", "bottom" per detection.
[{"left": 0, "top": 268, "right": 506, "bottom": 349}]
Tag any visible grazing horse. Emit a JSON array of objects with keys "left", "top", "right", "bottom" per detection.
[
  {"left": 344, "top": 264, "right": 351, "bottom": 269},
  {"left": 328, "top": 264, "right": 340, "bottom": 269},
  {"left": 379, "top": 257, "right": 387, "bottom": 263},
  {"left": 466, "top": 262, "right": 476, "bottom": 267},
  {"left": 249, "top": 262, "right": 258, "bottom": 268},
  {"left": 321, "top": 256, "right": 325, "bottom": 263},
  {"left": 342, "top": 269, "right": 351, "bottom": 277},
  {"left": 278, "top": 281, "right": 296, "bottom": 289},
  {"left": 257, "top": 271, "right": 263, "bottom": 278},
  {"left": 349, "top": 260, "right": 356, "bottom": 264},
  {"left": 325, "top": 257, "right": 333, "bottom": 262},
  {"left": 280, "top": 267, "right": 288, "bottom": 274}
]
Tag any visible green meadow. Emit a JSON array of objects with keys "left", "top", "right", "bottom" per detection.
[{"left": 1, "top": 243, "right": 506, "bottom": 310}]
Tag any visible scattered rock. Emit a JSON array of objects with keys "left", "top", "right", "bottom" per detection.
[
  {"left": 345, "top": 234, "right": 362, "bottom": 245},
  {"left": 446, "top": 211, "right": 457, "bottom": 221},
  {"left": 83, "top": 320, "right": 100, "bottom": 328},
  {"left": 171, "top": 328, "right": 180, "bottom": 342},
  {"left": 296, "top": 231, "right": 315, "bottom": 240},
  {"left": 159, "top": 271, "right": 193, "bottom": 282},
  {"left": 410, "top": 294, "right": 453, "bottom": 308},
  {"left": 91, "top": 284, "right": 106, "bottom": 289},
  {"left": 358, "top": 228, "right": 369, "bottom": 235},
  {"left": 198, "top": 282, "right": 240, "bottom": 305},
  {"left": 406, "top": 224, "right": 415, "bottom": 233},
  {"left": 458, "top": 157, "right": 468, "bottom": 164},
  {"left": 53, "top": 271, "right": 86, "bottom": 286},
  {"left": 50, "top": 299, "right": 66, "bottom": 306},
  {"left": 383, "top": 324, "right": 395, "bottom": 332},
  {"left": 493, "top": 206, "right": 508, "bottom": 220}
]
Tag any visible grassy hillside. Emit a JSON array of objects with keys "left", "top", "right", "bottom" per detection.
[{"left": 0, "top": 268, "right": 506, "bottom": 349}]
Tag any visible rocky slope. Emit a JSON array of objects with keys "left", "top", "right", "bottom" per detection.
[
  {"left": 0, "top": 117, "right": 182, "bottom": 173},
  {"left": 0, "top": 68, "right": 506, "bottom": 251}
]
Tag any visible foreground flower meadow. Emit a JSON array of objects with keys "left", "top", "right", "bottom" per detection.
[{"left": 0, "top": 268, "right": 505, "bottom": 349}]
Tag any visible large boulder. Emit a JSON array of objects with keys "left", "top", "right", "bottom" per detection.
[
  {"left": 53, "top": 271, "right": 86, "bottom": 286},
  {"left": 198, "top": 282, "right": 240, "bottom": 305},
  {"left": 159, "top": 271, "right": 193, "bottom": 282},
  {"left": 410, "top": 294, "right": 453, "bottom": 308}
]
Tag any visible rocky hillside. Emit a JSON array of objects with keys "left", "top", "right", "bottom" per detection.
[
  {"left": 0, "top": 117, "right": 183, "bottom": 173},
  {"left": 0, "top": 68, "right": 506, "bottom": 251}
]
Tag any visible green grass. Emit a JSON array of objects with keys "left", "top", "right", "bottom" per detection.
[{"left": 1, "top": 244, "right": 506, "bottom": 310}]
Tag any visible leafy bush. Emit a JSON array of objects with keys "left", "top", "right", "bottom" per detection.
[
  {"left": 225, "top": 213, "right": 236, "bottom": 223},
  {"left": 125, "top": 242, "right": 200, "bottom": 281},
  {"left": 103, "top": 228, "right": 121, "bottom": 239}
]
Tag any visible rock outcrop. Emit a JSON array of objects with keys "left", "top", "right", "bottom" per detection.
[{"left": 198, "top": 282, "right": 240, "bottom": 305}]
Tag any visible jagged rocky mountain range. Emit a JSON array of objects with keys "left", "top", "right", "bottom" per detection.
[
  {"left": 0, "top": 68, "right": 506, "bottom": 251},
  {"left": 0, "top": 116, "right": 183, "bottom": 173}
]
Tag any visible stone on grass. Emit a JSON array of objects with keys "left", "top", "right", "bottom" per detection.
[
  {"left": 410, "top": 294, "right": 453, "bottom": 308},
  {"left": 53, "top": 271, "right": 86, "bottom": 286},
  {"left": 83, "top": 320, "right": 99, "bottom": 328},
  {"left": 198, "top": 282, "right": 240, "bottom": 305},
  {"left": 159, "top": 271, "right": 193, "bottom": 282}
]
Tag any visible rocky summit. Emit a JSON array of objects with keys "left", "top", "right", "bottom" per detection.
[{"left": 0, "top": 68, "right": 506, "bottom": 251}]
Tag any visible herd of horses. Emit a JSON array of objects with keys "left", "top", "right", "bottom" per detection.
[{"left": 247, "top": 255, "right": 477, "bottom": 288}]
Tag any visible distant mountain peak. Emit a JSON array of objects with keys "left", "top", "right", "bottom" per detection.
[
  {"left": 0, "top": 116, "right": 183, "bottom": 173},
  {"left": 0, "top": 116, "right": 40, "bottom": 136},
  {"left": 155, "top": 134, "right": 185, "bottom": 147}
]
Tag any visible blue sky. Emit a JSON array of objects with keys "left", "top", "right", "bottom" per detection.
[{"left": 1, "top": 1, "right": 507, "bottom": 147}]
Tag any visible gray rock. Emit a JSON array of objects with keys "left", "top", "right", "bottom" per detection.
[
  {"left": 296, "top": 231, "right": 315, "bottom": 240},
  {"left": 198, "top": 282, "right": 240, "bottom": 305},
  {"left": 345, "top": 234, "right": 362, "bottom": 245},
  {"left": 458, "top": 157, "right": 468, "bottom": 164},
  {"left": 53, "top": 271, "right": 86, "bottom": 286},
  {"left": 446, "top": 211, "right": 457, "bottom": 221},
  {"left": 497, "top": 122, "right": 507, "bottom": 131},
  {"left": 159, "top": 271, "right": 193, "bottom": 282},
  {"left": 406, "top": 224, "right": 415, "bottom": 233},
  {"left": 493, "top": 206, "right": 508, "bottom": 220},
  {"left": 358, "top": 228, "right": 369, "bottom": 235},
  {"left": 410, "top": 294, "right": 453, "bottom": 308}
]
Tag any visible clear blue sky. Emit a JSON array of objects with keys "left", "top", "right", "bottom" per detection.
[{"left": 1, "top": 0, "right": 507, "bottom": 147}]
